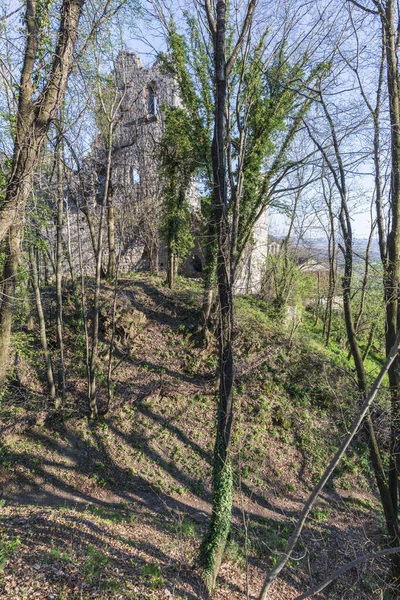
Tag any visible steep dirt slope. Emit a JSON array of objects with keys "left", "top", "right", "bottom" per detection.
[{"left": 0, "top": 275, "right": 392, "bottom": 599}]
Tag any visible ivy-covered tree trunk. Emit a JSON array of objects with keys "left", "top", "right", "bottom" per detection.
[
  {"left": 200, "top": 0, "right": 234, "bottom": 591},
  {"left": 160, "top": 110, "right": 196, "bottom": 290},
  {"left": 167, "top": 246, "right": 178, "bottom": 289}
]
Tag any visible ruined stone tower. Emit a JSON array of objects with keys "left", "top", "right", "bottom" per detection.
[
  {"left": 73, "top": 50, "right": 269, "bottom": 290},
  {"left": 109, "top": 51, "right": 182, "bottom": 271}
]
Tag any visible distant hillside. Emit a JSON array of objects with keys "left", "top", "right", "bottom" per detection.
[{"left": 295, "top": 237, "right": 382, "bottom": 265}]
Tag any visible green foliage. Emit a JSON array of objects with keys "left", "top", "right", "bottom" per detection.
[
  {"left": 160, "top": 24, "right": 215, "bottom": 280},
  {"left": 247, "top": 518, "right": 293, "bottom": 562},
  {"left": 11, "top": 331, "right": 35, "bottom": 363},
  {"left": 159, "top": 24, "right": 212, "bottom": 271},
  {"left": 311, "top": 506, "right": 331, "bottom": 523},
  {"left": 224, "top": 537, "right": 246, "bottom": 567},
  {"left": 141, "top": 564, "right": 164, "bottom": 589},
  {"left": 200, "top": 434, "right": 233, "bottom": 588},
  {"left": 160, "top": 107, "right": 198, "bottom": 262},
  {"left": 49, "top": 542, "right": 74, "bottom": 563},
  {"left": 236, "top": 45, "right": 329, "bottom": 256},
  {"left": 0, "top": 534, "right": 21, "bottom": 573},
  {"left": 161, "top": 24, "right": 213, "bottom": 145},
  {"left": 165, "top": 515, "right": 197, "bottom": 537},
  {"left": 263, "top": 249, "right": 316, "bottom": 312},
  {"left": 83, "top": 546, "right": 108, "bottom": 583},
  {"left": 162, "top": 20, "right": 329, "bottom": 280}
]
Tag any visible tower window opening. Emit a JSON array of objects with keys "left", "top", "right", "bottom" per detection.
[
  {"left": 147, "top": 86, "right": 157, "bottom": 116},
  {"left": 131, "top": 167, "right": 140, "bottom": 185}
]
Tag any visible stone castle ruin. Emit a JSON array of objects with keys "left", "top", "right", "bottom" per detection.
[{"left": 70, "top": 51, "right": 269, "bottom": 292}]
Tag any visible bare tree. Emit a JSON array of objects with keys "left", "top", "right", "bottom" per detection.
[
  {"left": 0, "top": 0, "right": 125, "bottom": 386},
  {"left": 306, "top": 91, "right": 400, "bottom": 576},
  {"left": 347, "top": 0, "right": 400, "bottom": 577},
  {"left": 259, "top": 330, "right": 400, "bottom": 599},
  {"left": 0, "top": 0, "right": 86, "bottom": 385}
]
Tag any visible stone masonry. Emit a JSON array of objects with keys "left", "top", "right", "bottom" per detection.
[{"left": 69, "top": 50, "right": 269, "bottom": 292}]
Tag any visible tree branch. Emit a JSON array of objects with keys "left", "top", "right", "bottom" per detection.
[
  {"left": 226, "top": 0, "right": 257, "bottom": 76},
  {"left": 348, "top": 0, "right": 380, "bottom": 15},
  {"left": 296, "top": 546, "right": 400, "bottom": 599},
  {"left": 258, "top": 329, "right": 400, "bottom": 600},
  {"left": 203, "top": 0, "right": 216, "bottom": 42}
]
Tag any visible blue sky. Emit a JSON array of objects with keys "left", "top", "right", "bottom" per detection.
[{"left": 1, "top": 0, "right": 381, "bottom": 239}]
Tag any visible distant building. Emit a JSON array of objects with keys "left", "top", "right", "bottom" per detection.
[{"left": 298, "top": 257, "right": 329, "bottom": 273}]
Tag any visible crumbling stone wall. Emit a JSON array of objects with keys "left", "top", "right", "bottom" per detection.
[
  {"left": 111, "top": 52, "right": 180, "bottom": 271},
  {"left": 67, "top": 50, "right": 269, "bottom": 292}
]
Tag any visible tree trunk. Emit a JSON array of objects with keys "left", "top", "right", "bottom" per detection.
[
  {"left": 0, "top": 0, "right": 85, "bottom": 387},
  {"left": 29, "top": 247, "right": 56, "bottom": 402},
  {"left": 167, "top": 247, "right": 177, "bottom": 289},
  {"left": 149, "top": 239, "right": 159, "bottom": 274},
  {"left": 0, "top": 227, "right": 21, "bottom": 386},
  {"left": 324, "top": 229, "right": 336, "bottom": 346},
  {"left": 56, "top": 132, "right": 66, "bottom": 405},
  {"left": 383, "top": 1, "right": 400, "bottom": 537},
  {"left": 259, "top": 331, "right": 400, "bottom": 599},
  {"left": 89, "top": 122, "right": 113, "bottom": 418},
  {"left": 107, "top": 180, "right": 116, "bottom": 280},
  {"left": 201, "top": 218, "right": 217, "bottom": 334},
  {"left": 0, "top": 0, "right": 85, "bottom": 244},
  {"left": 313, "top": 89, "right": 400, "bottom": 581},
  {"left": 200, "top": 1, "right": 234, "bottom": 591}
]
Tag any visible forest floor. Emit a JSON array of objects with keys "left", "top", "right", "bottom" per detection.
[{"left": 0, "top": 274, "right": 394, "bottom": 599}]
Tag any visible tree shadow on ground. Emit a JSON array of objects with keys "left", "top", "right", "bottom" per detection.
[
  {"left": 0, "top": 276, "right": 389, "bottom": 599},
  {"left": 0, "top": 506, "right": 210, "bottom": 599}
]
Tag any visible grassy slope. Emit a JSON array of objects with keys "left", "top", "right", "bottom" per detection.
[{"left": 0, "top": 274, "right": 392, "bottom": 599}]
